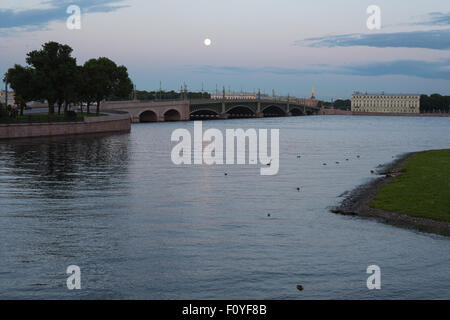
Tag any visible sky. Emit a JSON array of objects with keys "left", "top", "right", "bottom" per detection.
[{"left": 0, "top": 0, "right": 449, "bottom": 100}]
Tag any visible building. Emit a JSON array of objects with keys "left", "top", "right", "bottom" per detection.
[
  {"left": 297, "top": 88, "right": 319, "bottom": 107},
  {"left": 351, "top": 92, "right": 420, "bottom": 114},
  {"left": 0, "top": 90, "right": 15, "bottom": 105}
]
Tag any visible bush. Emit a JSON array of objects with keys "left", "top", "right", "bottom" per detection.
[
  {"left": 0, "top": 103, "right": 18, "bottom": 120},
  {"left": 65, "top": 110, "right": 77, "bottom": 120}
]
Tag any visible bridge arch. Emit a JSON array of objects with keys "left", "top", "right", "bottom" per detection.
[
  {"left": 139, "top": 109, "right": 158, "bottom": 122},
  {"left": 262, "top": 105, "right": 286, "bottom": 117},
  {"left": 290, "top": 107, "right": 305, "bottom": 116},
  {"left": 226, "top": 105, "right": 256, "bottom": 118},
  {"left": 190, "top": 108, "right": 220, "bottom": 120},
  {"left": 164, "top": 109, "right": 181, "bottom": 121}
]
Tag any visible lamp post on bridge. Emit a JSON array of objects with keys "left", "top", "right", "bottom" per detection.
[
  {"left": 286, "top": 94, "right": 290, "bottom": 115},
  {"left": 3, "top": 73, "right": 8, "bottom": 107},
  {"left": 256, "top": 88, "right": 262, "bottom": 117}
]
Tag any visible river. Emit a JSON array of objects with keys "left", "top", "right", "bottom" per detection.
[{"left": 0, "top": 115, "right": 449, "bottom": 299}]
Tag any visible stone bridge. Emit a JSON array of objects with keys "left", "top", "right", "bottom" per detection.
[
  {"left": 101, "top": 100, "right": 190, "bottom": 123},
  {"left": 101, "top": 99, "right": 319, "bottom": 123},
  {"left": 190, "top": 99, "right": 318, "bottom": 119}
]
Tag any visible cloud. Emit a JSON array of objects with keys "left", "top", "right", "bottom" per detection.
[
  {"left": 194, "top": 59, "right": 450, "bottom": 81},
  {"left": 338, "top": 59, "right": 450, "bottom": 81},
  {"left": 0, "top": 0, "right": 129, "bottom": 30},
  {"left": 194, "top": 65, "right": 329, "bottom": 76},
  {"left": 295, "top": 29, "right": 450, "bottom": 50},
  {"left": 416, "top": 12, "right": 450, "bottom": 26}
]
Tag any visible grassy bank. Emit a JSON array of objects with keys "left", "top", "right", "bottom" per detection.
[{"left": 369, "top": 149, "right": 450, "bottom": 222}]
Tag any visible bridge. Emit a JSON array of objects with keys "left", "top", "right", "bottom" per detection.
[
  {"left": 190, "top": 99, "right": 318, "bottom": 120},
  {"left": 101, "top": 100, "right": 191, "bottom": 123},
  {"left": 101, "top": 99, "right": 319, "bottom": 123}
]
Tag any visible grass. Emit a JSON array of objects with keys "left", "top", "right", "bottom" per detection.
[{"left": 369, "top": 149, "right": 450, "bottom": 222}]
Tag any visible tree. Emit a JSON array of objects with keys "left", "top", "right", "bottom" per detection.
[
  {"left": 334, "top": 99, "right": 351, "bottom": 110},
  {"left": 113, "top": 65, "right": 133, "bottom": 101},
  {"left": 4, "top": 41, "right": 135, "bottom": 118},
  {"left": 420, "top": 94, "right": 450, "bottom": 113},
  {"left": 26, "top": 41, "right": 77, "bottom": 114},
  {"left": 6, "top": 65, "right": 38, "bottom": 116},
  {"left": 83, "top": 57, "right": 133, "bottom": 115},
  {"left": 76, "top": 65, "right": 95, "bottom": 114}
]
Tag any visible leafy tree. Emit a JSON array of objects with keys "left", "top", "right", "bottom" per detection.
[
  {"left": 113, "top": 65, "right": 133, "bottom": 100},
  {"left": 133, "top": 89, "right": 210, "bottom": 101},
  {"left": 83, "top": 57, "right": 133, "bottom": 115},
  {"left": 4, "top": 41, "right": 136, "bottom": 119},
  {"left": 333, "top": 99, "right": 351, "bottom": 110},
  {"left": 5, "top": 65, "right": 38, "bottom": 116},
  {"left": 76, "top": 65, "right": 95, "bottom": 114},
  {"left": 420, "top": 94, "right": 450, "bottom": 113},
  {"left": 26, "top": 41, "right": 77, "bottom": 114}
]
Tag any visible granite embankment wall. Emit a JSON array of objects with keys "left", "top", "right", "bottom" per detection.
[
  {"left": 318, "top": 108, "right": 352, "bottom": 115},
  {"left": 0, "top": 113, "right": 131, "bottom": 140}
]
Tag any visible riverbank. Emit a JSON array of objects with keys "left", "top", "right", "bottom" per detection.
[
  {"left": 352, "top": 112, "right": 450, "bottom": 117},
  {"left": 318, "top": 108, "right": 450, "bottom": 117},
  {"left": 0, "top": 111, "right": 131, "bottom": 140},
  {"left": 332, "top": 150, "right": 450, "bottom": 236}
]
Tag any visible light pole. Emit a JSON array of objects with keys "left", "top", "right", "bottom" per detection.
[{"left": 3, "top": 73, "right": 8, "bottom": 107}]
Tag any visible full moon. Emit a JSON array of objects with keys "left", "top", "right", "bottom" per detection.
[{"left": 204, "top": 38, "right": 212, "bottom": 46}]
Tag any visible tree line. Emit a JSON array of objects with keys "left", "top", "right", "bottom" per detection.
[
  {"left": 3, "top": 41, "right": 133, "bottom": 117},
  {"left": 319, "top": 99, "right": 351, "bottom": 110},
  {"left": 420, "top": 94, "right": 450, "bottom": 113},
  {"left": 135, "top": 90, "right": 210, "bottom": 101}
]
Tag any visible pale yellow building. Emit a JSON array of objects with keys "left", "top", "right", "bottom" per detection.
[{"left": 351, "top": 92, "right": 420, "bottom": 114}]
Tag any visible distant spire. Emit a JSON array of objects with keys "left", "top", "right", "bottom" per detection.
[{"left": 311, "top": 87, "right": 315, "bottom": 99}]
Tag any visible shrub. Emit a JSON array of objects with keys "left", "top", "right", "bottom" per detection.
[{"left": 65, "top": 110, "right": 77, "bottom": 120}]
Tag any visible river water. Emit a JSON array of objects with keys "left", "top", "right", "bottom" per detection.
[{"left": 0, "top": 115, "right": 449, "bottom": 299}]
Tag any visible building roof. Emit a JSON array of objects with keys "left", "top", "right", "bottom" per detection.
[{"left": 353, "top": 92, "right": 420, "bottom": 96}]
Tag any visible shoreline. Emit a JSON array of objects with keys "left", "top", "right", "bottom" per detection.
[{"left": 332, "top": 152, "right": 450, "bottom": 237}]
